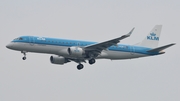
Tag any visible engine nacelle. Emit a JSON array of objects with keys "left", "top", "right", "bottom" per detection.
[
  {"left": 50, "top": 56, "right": 68, "bottom": 65},
  {"left": 68, "top": 47, "right": 85, "bottom": 57}
]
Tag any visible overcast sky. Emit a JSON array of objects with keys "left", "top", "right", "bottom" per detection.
[{"left": 0, "top": 0, "right": 180, "bottom": 101}]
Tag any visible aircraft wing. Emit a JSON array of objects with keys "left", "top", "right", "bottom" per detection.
[{"left": 84, "top": 28, "right": 135, "bottom": 53}]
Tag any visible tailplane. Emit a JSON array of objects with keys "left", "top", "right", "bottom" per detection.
[
  {"left": 138, "top": 25, "right": 162, "bottom": 48},
  {"left": 147, "top": 43, "right": 175, "bottom": 53}
]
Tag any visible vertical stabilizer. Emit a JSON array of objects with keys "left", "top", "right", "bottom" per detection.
[{"left": 139, "top": 25, "right": 162, "bottom": 48}]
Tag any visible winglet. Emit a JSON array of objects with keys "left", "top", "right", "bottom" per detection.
[
  {"left": 127, "top": 27, "right": 135, "bottom": 36},
  {"left": 119, "top": 27, "right": 135, "bottom": 40}
]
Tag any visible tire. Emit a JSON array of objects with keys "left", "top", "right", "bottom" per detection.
[
  {"left": 77, "top": 64, "right": 84, "bottom": 70},
  {"left": 89, "top": 59, "right": 96, "bottom": 65},
  {"left": 22, "top": 57, "right": 26, "bottom": 60}
]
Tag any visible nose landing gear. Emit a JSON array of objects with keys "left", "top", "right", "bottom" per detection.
[{"left": 21, "top": 51, "right": 27, "bottom": 60}]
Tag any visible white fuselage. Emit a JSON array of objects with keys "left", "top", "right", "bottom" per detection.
[{"left": 7, "top": 42, "right": 149, "bottom": 60}]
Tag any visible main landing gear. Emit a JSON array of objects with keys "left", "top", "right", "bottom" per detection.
[
  {"left": 77, "top": 64, "right": 84, "bottom": 70},
  {"left": 21, "top": 51, "right": 27, "bottom": 60},
  {"left": 76, "top": 58, "right": 96, "bottom": 70},
  {"left": 89, "top": 58, "right": 96, "bottom": 65}
]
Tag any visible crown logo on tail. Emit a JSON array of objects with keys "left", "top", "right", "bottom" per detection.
[
  {"left": 150, "top": 32, "right": 156, "bottom": 36},
  {"left": 147, "top": 32, "right": 159, "bottom": 41}
]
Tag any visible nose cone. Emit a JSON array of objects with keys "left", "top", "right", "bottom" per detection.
[{"left": 6, "top": 43, "right": 13, "bottom": 49}]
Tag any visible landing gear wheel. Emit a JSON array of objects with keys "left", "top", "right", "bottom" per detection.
[
  {"left": 77, "top": 64, "right": 84, "bottom": 70},
  {"left": 89, "top": 59, "right": 96, "bottom": 65},
  {"left": 22, "top": 57, "right": 26, "bottom": 60}
]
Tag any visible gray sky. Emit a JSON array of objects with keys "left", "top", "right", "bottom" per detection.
[{"left": 0, "top": 0, "right": 180, "bottom": 101}]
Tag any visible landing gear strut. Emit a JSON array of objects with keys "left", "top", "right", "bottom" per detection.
[
  {"left": 21, "top": 51, "right": 27, "bottom": 60},
  {"left": 89, "top": 58, "right": 96, "bottom": 65},
  {"left": 77, "top": 64, "right": 84, "bottom": 70}
]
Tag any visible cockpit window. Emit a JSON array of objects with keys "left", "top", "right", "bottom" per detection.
[
  {"left": 14, "top": 37, "right": 23, "bottom": 41},
  {"left": 13, "top": 38, "right": 18, "bottom": 40}
]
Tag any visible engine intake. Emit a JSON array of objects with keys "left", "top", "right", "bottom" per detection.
[{"left": 67, "top": 47, "right": 85, "bottom": 57}]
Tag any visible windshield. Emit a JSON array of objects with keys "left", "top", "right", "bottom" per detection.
[{"left": 14, "top": 37, "right": 23, "bottom": 41}]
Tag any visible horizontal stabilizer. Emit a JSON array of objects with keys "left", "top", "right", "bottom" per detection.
[{"left": 147, "top": 43, "right": 175, "bottom": 52}]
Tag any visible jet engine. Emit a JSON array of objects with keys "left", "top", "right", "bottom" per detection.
[
  {"left": 50, "top": 56, "right": 69, "bottom": 65},
  {"left": 67, "top": 47, "right": 85, "bottom": 57}
]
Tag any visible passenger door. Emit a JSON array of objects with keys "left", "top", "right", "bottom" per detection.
[
  {"left": 29, "top": 36, "right": 35, "bottom": 45},
  {"left": 130, "top": 46, "right": 135, "bottom": 55}
]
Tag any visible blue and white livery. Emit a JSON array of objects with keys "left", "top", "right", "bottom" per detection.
[{"left": 6, "top": 25, "right": 175, "bottom": 70}]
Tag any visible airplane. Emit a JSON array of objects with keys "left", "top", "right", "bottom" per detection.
[{"left": 6, "top": 25, "right": 175, "bottom": 70}]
